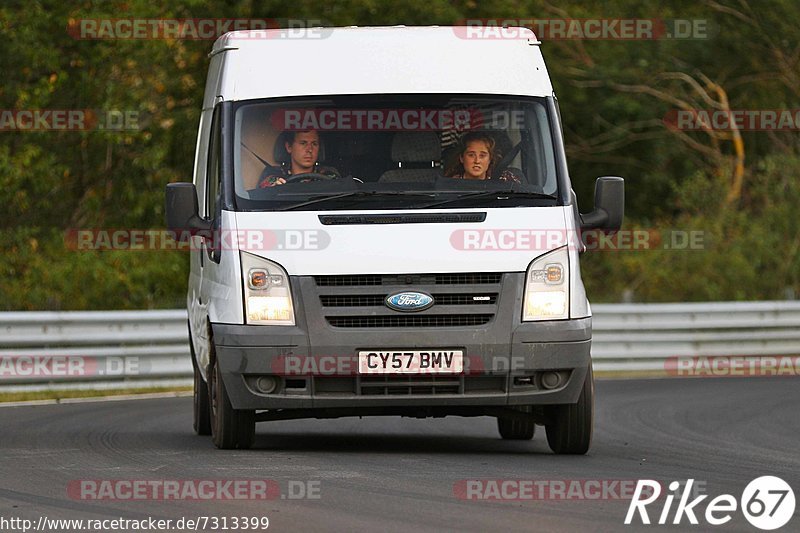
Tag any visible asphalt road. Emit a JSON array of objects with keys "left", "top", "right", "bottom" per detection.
[{"left": 1, "top": 378, "right": 798, "bottom": 532}]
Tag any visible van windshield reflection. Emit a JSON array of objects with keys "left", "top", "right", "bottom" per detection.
[{"left": 232, "top": 94, "right": 559, "bottom": 211}]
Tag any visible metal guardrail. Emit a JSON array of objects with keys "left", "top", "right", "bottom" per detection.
[
  {"left": 1, "top": 301, "right": 799, "bottom": 390},
  {"left": 0, "top": 310, "right": 191, "bottom": 391},
  {"left": 591, "top": 301, "right": 800, "bottom": 372}
]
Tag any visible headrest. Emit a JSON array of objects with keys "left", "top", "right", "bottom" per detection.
[
  {"left": 485, "top": 130, "right": 513, "bottom": 160},
  {"left": 391, "top": 132, "right": 441, "bottom": 162}
]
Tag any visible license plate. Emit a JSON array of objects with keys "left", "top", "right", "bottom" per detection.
[{"left": 358, "top": 350, "right": 464, "bottom": 374}]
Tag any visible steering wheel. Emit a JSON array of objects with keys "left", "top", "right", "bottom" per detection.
[{"left": 283, "top": 172, "right": 339, "bottom": 184}]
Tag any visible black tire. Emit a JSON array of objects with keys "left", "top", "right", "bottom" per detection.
[
  {"left": 497, "top": 406, "right": 536, "bottom": 440},
  {"left": 193, "top": 363, "right": 212, "bottom": 435},
  {"left": 545, "top": 366, "right": 594, "bottom": 455},
  {"left": 188, "top": 323, "right": 211, "bottom": 436},
  {"left": 209, "top": 355, "right": 255, "bottom": 450}
]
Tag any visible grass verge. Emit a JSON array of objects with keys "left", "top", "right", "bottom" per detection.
[{"left": 0, "top": 386, "right": 192, "bottom": 403}]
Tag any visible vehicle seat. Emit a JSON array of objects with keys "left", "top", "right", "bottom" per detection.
[{"left": 378, "top": 132, "right": 441, "bottom": 183}]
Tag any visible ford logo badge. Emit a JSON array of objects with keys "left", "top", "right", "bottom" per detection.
[{"left": 385, "top": 291, "right": 434, "bottom": 312}]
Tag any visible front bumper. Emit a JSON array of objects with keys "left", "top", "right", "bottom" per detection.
[{"left": 211, "top": 317, "right": 591, "bottom": 411}]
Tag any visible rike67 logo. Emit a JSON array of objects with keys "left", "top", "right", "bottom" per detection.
[{"left": 625, "top": 477, "right": 795, "bottom": 530}]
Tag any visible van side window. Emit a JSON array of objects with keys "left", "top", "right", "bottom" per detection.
[{"left": 205, "top": 106, "right": 222, "bottom": 219}]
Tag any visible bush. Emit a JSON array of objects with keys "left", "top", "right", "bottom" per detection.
[
  {"left": 582, "top": 156, "right": 800, "bottom": 302},
  {"left": 0, "top": 227, "right": 187, "bottom": 310}
]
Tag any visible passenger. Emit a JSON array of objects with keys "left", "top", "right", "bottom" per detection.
[
  {"left": 445, "top": 131, "right": 520, "bottom": 183},
  {"left": 258, "top": 129, "right": 339, "bottom": 187}
]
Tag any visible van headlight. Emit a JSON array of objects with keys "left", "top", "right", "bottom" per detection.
[
  {"left": 522, "top": 246, "right": 569, "bottom": 321},
  {"left": 241, "top": 252, "right": 295, "bottom": 325}
]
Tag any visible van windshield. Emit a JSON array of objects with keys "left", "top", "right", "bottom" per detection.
[{"left": 232, "top": 95, "right": 560, "bottom": 211}]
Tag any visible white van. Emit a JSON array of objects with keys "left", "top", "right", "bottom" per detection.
[{"left": 166, "top": 26, "right": 624, "bottom": 452}]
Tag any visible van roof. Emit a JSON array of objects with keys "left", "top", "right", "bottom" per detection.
[{"left": 207, "top": 26, "right": 553, "bottom": 104}]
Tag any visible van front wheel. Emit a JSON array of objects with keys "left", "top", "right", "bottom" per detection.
[
  {"left": 209, "top": 357, "right": 255, "bottom": 449},
  {"left": 497, "top": 406, "right": 536, "bottom": 440},
  {"left": 193, "top": 364, "right": 211, "bottom": 435},
  {"left": 189, "top": 328, "right": 211, "bottom": 436},
  {"left": 545, "top": 366, "right": 594, "bottom": 455}
]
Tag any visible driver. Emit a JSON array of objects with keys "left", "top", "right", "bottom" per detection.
[{"left": 258, "top": 129, "right": 340, "bottom": 187}]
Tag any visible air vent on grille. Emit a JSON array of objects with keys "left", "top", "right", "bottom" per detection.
[
  {"left": 434, "top": 294, "right": 498, "bottom": 305},
  {"left": 360, "top": 376, "right": 461, "bottom": 395},
  {"left": 327, "top": 315, "right": 493, "bottom": 328},
  {"left": 321, "top": 295, "right": 385, "bottom": 306},
  {"left": 318, "top": 212, "right": 486, "bottom": 225},
  {"left": 316, "top": 275, "right": 383, "bottom": 286},
  {"left": 434, "top": 273, "right": 502, "bottom": 284},
  {"left": 315, "top": 273, "right": 502, "bottom": 286}
]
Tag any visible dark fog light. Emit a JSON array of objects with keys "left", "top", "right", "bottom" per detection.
[
  {"left": 256, "top": 375, "right": 278, "bottom": 394},
  {"left": 541, "top": 371, "right": 563, "bottom": 390}
]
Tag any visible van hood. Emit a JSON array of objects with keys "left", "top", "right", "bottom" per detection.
[{"left": 233, "top": 207, "right": 570, "bottom": 276}]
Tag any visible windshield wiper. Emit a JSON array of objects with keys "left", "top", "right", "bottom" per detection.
[
  {"left": 418, "top": 189, "right": 557, "bottom": 209},
  {"left": 278, "top": 191, "right": 436, "bottom": 211}
]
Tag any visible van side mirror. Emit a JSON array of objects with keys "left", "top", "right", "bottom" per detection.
[
  {"left": 580, "top": 176, "right": 624, "bottom": 233},
  {"left": 165, "top": 183, "right": 212, "bottom": 242}
]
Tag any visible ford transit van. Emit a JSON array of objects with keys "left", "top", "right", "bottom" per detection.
[{"left": 166, "top": 26, "right": 624, "bottom": 452}]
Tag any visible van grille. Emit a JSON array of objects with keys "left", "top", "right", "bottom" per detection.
[
  {"left": 310, "top": 272, "right": 503, "bottom": 329},
  {"left": 320, "top": 294, "right": 497, "bottom": 307}
]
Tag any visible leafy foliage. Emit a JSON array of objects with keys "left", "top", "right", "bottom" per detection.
[{"left": 1, "top": 0, "right": 798, "bottom": 308}]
